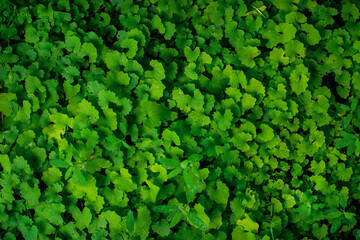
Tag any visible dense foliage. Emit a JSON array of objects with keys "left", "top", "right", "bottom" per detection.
[{"left": 1, "top": 0, "right": 360, "bottom": 239}]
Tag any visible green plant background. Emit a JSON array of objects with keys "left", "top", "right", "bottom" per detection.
[{"left": 0, "top": 0, "right": 360, "bottom": 239}]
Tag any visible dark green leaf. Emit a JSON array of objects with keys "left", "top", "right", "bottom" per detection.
[
  {"left": 327, "top": 210, "right": 342, "bottom": 219},
  {"left": 338, "top": 104, "right": 351, "bottom": 112},
  {"left": 343, "top": 113, "right": 352, "bottom": 128},
  {"left": 23, "top": 225, "right": 38, "bottom": 240},
  {"left": 339, "top": 194, "right": 347, "bottom": 208},
  {"left": 295, "top": 205, "right": 311, "bottom": 220},
  {"left": 339, "top": 130, "right": 355, "bottom": 138},
  {"left": 351, "top": 97, "right": 358, "bottom": 111},
  {"left": 348, "top": 217, "right": 357, "bottom": 225},
  {"left": 330, "top": 218, "right": 342, "bottom": 233},
  {"left": 335, "top": 133, "right": 357, "bottom": 149},
  {"left": 347, "top": 142, "right": 356, "bottom": 156},
  {"left": 344, "top": 212, "right": 356, "bottom": 219},
  {"left": 126, "top": 210, "right": 135, "bottom": 233},
  {"left": 187, "top": 212, "right": 207, "bottom": 230},
  {"left": 152, "top": 205, "right": 180, "bottom": 213},
  {"left": 119, "top": 122, "right": 127, "bottom": 135},
  {"left": 355, "top": 139, "right": 360, "bottom": 154},
  {"left": 313, "top": 203, "right": 326, "bottom": 210}
]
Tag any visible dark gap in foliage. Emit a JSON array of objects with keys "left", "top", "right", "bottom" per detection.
[
  {"left": 125, "top": 135, "right": 134, "bottom": 146},
  {"left": 76, "top": 198, "right": 85, "bottom": 211},
  {"left": 332, "top": 13, "right": 346, "bottom": 28},
  {"left": 322, "top": 72, "right": 347, "bottom": 104},
  {"left": 38, "top": 179, "right": 47, "bottom": 193}
]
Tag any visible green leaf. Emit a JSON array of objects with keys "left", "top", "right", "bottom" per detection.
[
  {"left": 152, "top": 205, "right": 180, "bottom": 213},
  {"left": 343, "top": 113, "right": 353, "bottom": 128},
  {"left": 152, "top": 15, "right": 165, "bottom": 34},
  {"left": 335, "top": 131, "right": 357, "bottom": 149},
  {"left": 356, "top": 139, "right": 360, "bottom": 154},
  {"left": 312, "top": 223, "right": 328, "bottom": 240},
  {"left": 184, "top": 46, "right": 200, "bottom": 62},
  {"left": 241, "top": 93, "right": 257, "bottom": 111},
  {"left": 0, "top": 154, "right": 11, "bottom": 173},
  {"left": 330, "top": 218, "right": 342, "bottom": 233},
  {"left": 326, "top": 210, "right": 343, "bottom": 219},
  {"left": 122, "top": 140, "right": 131, "bottom": 149},
  {"left": 61, "top": 66, "right": 80, "bottom": 83},
  {"left": 237, "top": 214, "right": 259, "bottom": 233},
  {"left": 21, "top": 225, "right": 38, "bottom": 240},
  {"left": 65, "top": 34, "right": 81, "bottom": 53},
  {"left": 151, "top": 219, "right": 171, "bottom": 237},
  {"left": 256, "top": 124, "right": 274, "bottom": 142},
  {"left": 339, "top": 194, "right": 347, "bottom": 208},
  {"left": 170, "top": 211, "right": 183, "bottom": 228},
  {"left": 50, "top": 160, "right": 71, "bottom": 168},
  {"left": 341, "top": 2, "right": 360, "bottom": 20},
  {"left": 289, "top": 63, "right": 309, "bottom": 95},
  {"left": 141, "top": 180, "right": 159, "bottom": 203},
  {"left": 191, "top": 166, "right": 200, "bottom": 179},
  {"left": 145, "top": 60, "right": 165, "bottom": 81},
  {"left": 164, "top": 21, "right": 176, "bottom": 40},
  {"left": 0, "top": 93, "right": 17, "bottom": 116},
  {"left": 207, "top": 181, "right": 230, "bottom": 205},
  {"left": 282, "top": 194, "right": 296, "bottom": 209},
  {"left": 167, "top": 167, "right": 182, "bottom": 179},
  {"left": 14, "top": 100, "right": 31, "bottom": 122},
  {"left": 158, "top": 158, "right": 181, "bottom": 169},
  {"left": 126, "top": 210, "right": 135, "bottom": 233},
  {"left": 79, "top": 42, "right": 97, "bottom": 63},
  {"left": 25, "top": 26, "right": 39, "bottom": 43},
  {"left": 351, "top": 97, "right": 358, "bottom": 111},
  {"left": 276, "top": 23, "right": 297, "bottom": 43},
  {"left": 162, "top": 129, "right": 181, "bottom": 146},
  {"left": 64, "top": 80, "right": 81, "bottom": 100},
  {"left": 237, "top": 46, "right": 260, "bottom": 68},
  {"left": 121, "top": 38, "right": 138, "bottom": 58},
  {"left": 76, "top": 168, "right": 87, "bottom": 185},
  {"left": 104, "top": 51, "right": 128, "bottom": 70},
  {"left": 42, "top": 167, "right": 62, "bottom": 185},
  {"left": 284, "top": 39, "right": 306, "bottom": 62},
  {"left": 184, "top": 62, "right": 198, "bottom": 80},
  {"left": 187, "top": 212, "right": 207, "bottom": 231},
  {"left": 109, "top": 168, "right": 137, "bottom": 192},
  {"left": 183, "top": 169, "right": 195, "bottom": 193},
  {"left": 214, "top": 109, "right": 233, "bottom": 131},
  {"left": 134, "top": 206, "right": 152, "bottom": 240},
  {"left": 344, "top": 212, "right": 356, "bottom": 219},
  {"left": 301, "top": 23, "right": 321, "bottom": 46},
  {"left": 180, "top": 160, "right": 189, "bottom": 169},
  {"left": 65, "top": 166, "right": 73, "bottom": 180},
  {"left": 272, "top": 0, "right": 296, "bottom": 11},
  {"left": 119, "top": 122, "right": 127, "bottom": 135},
  {"left": 19, "top": 182, "right": 41, "bottom": 206}
]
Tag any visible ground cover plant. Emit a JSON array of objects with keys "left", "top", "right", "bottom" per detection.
[{"left": 0, "top": 0, "right": 360, "bottom": 239}]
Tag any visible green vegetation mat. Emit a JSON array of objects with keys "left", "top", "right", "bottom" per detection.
[{"left": 1, "top": 0, "right": 360, "bottom": 239}]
